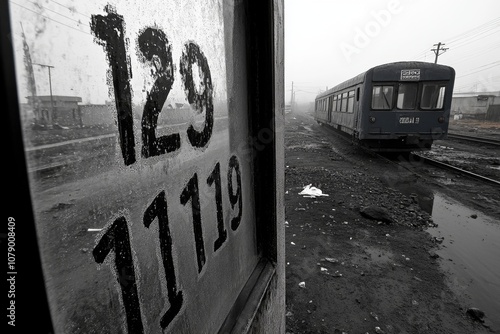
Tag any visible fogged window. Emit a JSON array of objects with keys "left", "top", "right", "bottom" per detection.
[
  {"left": 9, "top": 1, "right": 259, "bottom": 333},
  {"left": 347, "top": 90, "right": 355, "bottom": 113},
  {"left": 371, "top": 85, "right": 394, "bottom": 110},
  {"left": 421, "top": 84, "right": 446, "bottom": 110},
  {"left": 341, "top": 92, "right": 348, "bottom": 112},
  {"left": 397, "top": 83, "right": 418, "bottom": 109}
]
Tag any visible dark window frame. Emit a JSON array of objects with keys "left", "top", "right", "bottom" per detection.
[{"left": 371, "top": 84, "right": 395, "bottom": 110}]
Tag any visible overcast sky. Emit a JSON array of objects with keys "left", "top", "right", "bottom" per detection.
[
  {"left": 285, "top": 0, "right": 500, "bottom": 103},
  {"left": 8, "top": 0, "right": 500, "bottom": 106}
]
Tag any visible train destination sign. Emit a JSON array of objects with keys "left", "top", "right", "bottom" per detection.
[
  {"left": 400, "top": 69, "right": 421, "bottom": 81},
  {"left": 8, "top": 0, "right": 277, "bottom": 332}
]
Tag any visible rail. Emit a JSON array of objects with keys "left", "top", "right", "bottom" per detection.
[
  {"left": 411, "top": 153, "right": 500, "bottom": 186},
  {"left": 447, "top": 133, "right": 500, "bottom": 147}
]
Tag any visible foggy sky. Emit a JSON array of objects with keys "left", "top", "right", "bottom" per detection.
[{"left": 285, "top": 0, "right": 500, "bottom": 103}]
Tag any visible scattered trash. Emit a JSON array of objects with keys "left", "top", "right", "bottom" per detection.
[
  {"left": 298, "top": 184, "right": 329, "bottom": 198},
  {"left": 370, "top": 311, "right": 379, "bottom": 321},
  {"left": 286, "top": 311, "right": 293, "bottom": 317},
  {"left": 80, "top": 248, "right": 89, "bottom": 253},
  {"left": 413, "top": 276, "right": 422, "bottom": 282},
  {"left": 331, "top": 271, "right": 342, "bottom": 277},
  {"left": 412, "top": 300, "right": 419, "bottom": 306},
  {"left": 374, "top": 326, "right": 385, "bottom": 334},
  {"left": 298, "top": 282, "right": 306, "bottom": 288},
  {"left": 433, "top": 236, "right": 444, "bottom": 243},
  {"left": 295, "top": 207, "right": 306, "bottom": 211},
  {"left": 343, "top": 221, "right": 349, "bottom": 225},
  {"left": 323, "top": 257, "right": 339, "bottom": 264},
  {"left": 320, "top": 267, "right": 328, "bottom": 272},
  {"left": 291, "top": 242, "right": 295, "bottom": 245},
  {"left": 385, "top": 234, "right": 390, "bottom": 237}
]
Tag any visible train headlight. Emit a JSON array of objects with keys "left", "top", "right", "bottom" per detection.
[
  {"left": 369, "top": 116, "right": 376, "bottom": 123},
  {"left": 438, "top": 116, "right": 445, "bottom": 123}
]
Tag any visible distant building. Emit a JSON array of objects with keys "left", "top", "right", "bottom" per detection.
[
  {"left": 451, "top": 91, "right": 500, "bottom": 121},
  {"left": 26, "top": 95, "right": 82, "bottom": 127}
]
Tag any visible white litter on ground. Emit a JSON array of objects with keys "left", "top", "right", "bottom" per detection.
[{"left": 298, "top": 184, "right": 329, "bottom": 198}]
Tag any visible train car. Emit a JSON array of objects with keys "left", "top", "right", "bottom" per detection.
[{"left": 314, "top": 61, "right": 455, "bottom": 152}]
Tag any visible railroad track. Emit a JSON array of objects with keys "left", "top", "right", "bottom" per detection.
[
  {"left": 318, "top": 122, "right": 500, "bottom": 186},
  {"left": 410, "top": 153, "right": 500, "bottom": 186},
  {"left": 447, "top": 133, "right": 500, "bottom": 147}
]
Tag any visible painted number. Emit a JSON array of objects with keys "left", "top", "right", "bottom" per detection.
[
  {"left": 138, "top": 28, "right": 180, "bottom": 158},
  {"left": 93, "top": 156, "right": 243, "bottom": 332},
  {"left": 91, "top": 6, "right": 214, "bottom": 166},
  {"left": 93, "top": 217, "right": 143, "bottom": 333},
  {"left": 143, "top": 191, "right": 183, "bottom": 329},
  {"left": 91, "top": 5, "right": 244, "bottom": 333}
]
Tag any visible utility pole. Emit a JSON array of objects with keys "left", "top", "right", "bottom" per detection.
[
  {"left": 431, "top": 42, "right": 448, "bottom": 64},
  {"left": 33, "top": 63, "right": 55, "bottom": 125}
]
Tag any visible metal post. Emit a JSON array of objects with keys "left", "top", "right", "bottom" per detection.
[{"left": 33, "top": 63, "right": 55, "bottom": 125}]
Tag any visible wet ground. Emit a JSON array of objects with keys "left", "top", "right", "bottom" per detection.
[
  {"left": 427, "top": 192, "right": 500, "bottom": 330},
  {"left": 285, "top": 110, "right": 500, "bottom": 333}
]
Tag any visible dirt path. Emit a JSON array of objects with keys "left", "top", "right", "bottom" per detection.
[{"left": 284, "top": 111, "right": 497, "bottom": 334}]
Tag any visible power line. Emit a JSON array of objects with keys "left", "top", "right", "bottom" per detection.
[
  {"left": 448, "top": 29, "right": 500, "bottom": 50},
  {"left": 411, "top": 18, "right": 500, "bottom": 61},
  {"left": 449, "top": 42, "right": 500, "bottom": 65},
  {"left": 24, "top": 0, "right": 86, "bottom": 25},
  {"left": 48, "top": 0, "right": 91, "bottom": 19},
  {"left": 456, "top": 62, "right": 500, "bottom": 79},
  {"left": 10, "top": 1, "right": 91, "bottom": 36},
  {"left": 446, "top": 17, "right": 500, "bottom": 44}
]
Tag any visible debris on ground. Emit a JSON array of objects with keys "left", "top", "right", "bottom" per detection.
[{"left": 298, "top": 184, "right": 329, "bottom": 198}]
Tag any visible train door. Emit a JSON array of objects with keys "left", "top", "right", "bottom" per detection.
[
  {"left": 3, "top": 1, "right": 284, "bottom": 333},
  {"left": 353, "top": 86, "right": 363, "bottom": 138}
]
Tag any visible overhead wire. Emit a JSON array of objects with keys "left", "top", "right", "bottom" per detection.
[{"left": 9, "top": 0, "right": 92, "bottom": 36}]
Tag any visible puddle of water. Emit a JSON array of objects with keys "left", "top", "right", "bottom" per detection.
[{"left": 427, "top": 192, "right": 500, "bottom": 330}]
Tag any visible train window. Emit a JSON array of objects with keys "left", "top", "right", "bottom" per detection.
[
  {"left": 333, "top": 95, "right": 337, "bottom": 111},
  {"left": 371, "top": 85, "right": 394, "bottom": 110},
  {"left": 347, "top": 91, "right": 355, "bottom": 113},
  {"left": 421, "top": 84, "right": 446, "bottom": 110},
  {"left": 397, "top": 83, "right": 418, "bottom": 110},
  {"left": 337, "top": 94, "right": 342, "bottom": 111},
  {"left": 7, "top": 1, "right": 277, "bottom": 333},
  {"left": 341, "top": 92, "right": 348, "bottom": 112},
  {"left": 356, "top": 87, "right": 360, "bottom": 101}
]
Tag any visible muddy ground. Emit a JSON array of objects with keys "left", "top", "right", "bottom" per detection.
[{"left": 284, "top": 110, "right": 499, "bottom": 334}]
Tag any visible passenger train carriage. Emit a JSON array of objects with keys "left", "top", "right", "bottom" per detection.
[{"left": 314, "top": 61, "right": 455, "bottom": 152}]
